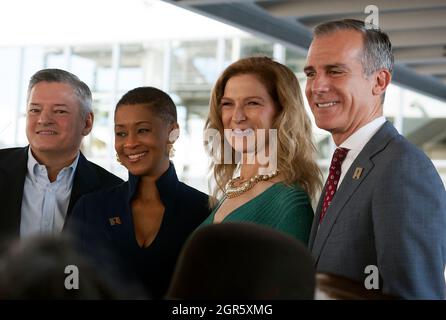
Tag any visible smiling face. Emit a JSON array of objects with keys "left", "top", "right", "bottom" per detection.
[
  {"left": 220, "top": 73, "right": 277, "bottom": 154},
  {"left": 26, "top": 81, "right": 92, "bottom": 163},
  {"left": 114, "top": 104, "right": 175, "bottom": 177},
  {"left": 304, "top": 30, "right": 383, "bottom": 145}
]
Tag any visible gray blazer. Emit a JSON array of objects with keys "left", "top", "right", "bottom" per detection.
[{"left": 309, "top": 121, "right": 446, "bottom": 299}]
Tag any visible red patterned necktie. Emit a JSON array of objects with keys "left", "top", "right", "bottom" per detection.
[{"left": 319, "top": 147, "right": 349, "bottom": 223}]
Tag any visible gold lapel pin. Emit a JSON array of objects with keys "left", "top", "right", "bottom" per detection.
[
  {"left": 109, "top": 217, "right": 122, "bottom": 226},
  {"left": 352, "top": 167, "right": 363, "bottom": 180}
]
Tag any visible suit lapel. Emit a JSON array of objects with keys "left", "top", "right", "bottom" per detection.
[
  {"left": 10, "top": 148, "right": 28, "bottom": 218},
  {"left": 311, "top": 157, "right": 374, "bottom": 261},
  {"left": 310, "top": 122, "right": 398, "bottom": 263},
  {"left": 0, "top": 147, "right": 28, "bottom": 237},
  {"left": 66, "top": 152, "right": 100, "bottom": 222},
  {"left": 308, "top": 185, "right": 325, "bottom": 249}
]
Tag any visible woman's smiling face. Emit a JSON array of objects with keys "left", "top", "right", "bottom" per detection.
[
  {"left": 114, "top": 104, "right": 172, "bottom": 176},
  {"left": 220, "top": 73, "right": 277, "bottom": 154}
]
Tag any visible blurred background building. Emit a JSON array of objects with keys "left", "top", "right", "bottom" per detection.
[{"left": 1, "top": 0, "right": 445, "bottom": 194}]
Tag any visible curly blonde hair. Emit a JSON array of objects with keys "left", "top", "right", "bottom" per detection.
[{"left": 205, "top": 56, "right": 322, "bottom": 204}]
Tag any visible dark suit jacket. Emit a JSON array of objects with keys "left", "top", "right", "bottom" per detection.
[
  {"left": 309, "top": 121, "right": 446, "bottom": 299},
  {"left": 0, "top": 146, "right": 123, "bottom": 242},
  {"left": 67, "top": 162, "right": 210, "bottom": 299}
]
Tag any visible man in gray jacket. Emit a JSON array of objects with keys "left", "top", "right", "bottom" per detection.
[{"left": 304, "top": 19, "right": 446, "bottom": 299}]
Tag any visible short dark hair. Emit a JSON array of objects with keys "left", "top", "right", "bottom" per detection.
[
  {"left": 313, "top": 19, "right": 394, "bottom": 76},
  {"left": 27, "top": 68, "right": 93, "bottom": 117},
  {"left": 115, "top": 87, "right": 177, "bottom": 123}
]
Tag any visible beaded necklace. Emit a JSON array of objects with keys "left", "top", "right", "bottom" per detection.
[{"left": 225, "top": 170, "right": 280, "bottom": 198}]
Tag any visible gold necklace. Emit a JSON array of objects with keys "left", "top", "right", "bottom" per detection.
[{"left": 225, "top": 170, "right": 280, "bottom": 198}]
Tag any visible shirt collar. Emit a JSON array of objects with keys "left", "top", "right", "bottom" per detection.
[
  {"left": 127, "top": 161, "right": 179, "bottom": 204},
  {"left": 27, "top": 147, "right": 79, "bottom": 184},
  {"left": 340, "top": 116, "right": 386, "bottom": 151}
]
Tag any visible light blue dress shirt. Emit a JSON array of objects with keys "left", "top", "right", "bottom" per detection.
[{"left": 20, "top": 148, "right": 79, "bottom": 238}]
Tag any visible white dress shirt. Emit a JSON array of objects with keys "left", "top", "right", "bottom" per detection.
[
  {"left": 20, "top": 148, "right": 79, "bottom": 238},
  {"left": 337, "top": 116, "right": 386, "bottom": 187}
]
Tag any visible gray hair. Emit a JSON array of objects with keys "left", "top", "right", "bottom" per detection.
[
  {"left": 313, "top": 19, "right": 394, "bottom": 76},
  {"left": 27, "top": 69, "right": 93, "bottom": 118}
]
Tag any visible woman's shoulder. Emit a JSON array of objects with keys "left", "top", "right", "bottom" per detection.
[
  {"left": 68, "top": 182, "right": 129, "bottom": 233},
  {"left": 270, "top": 181, "right": 311, "bottom": 205},
  {"left": 177, "top": 182, "right": 209, "bottom": 203},
  {"left": 176, "top": 182, "right": 211, "bottom": 219},
  {"left": 77, "top": 181, "right": 129, "bottom": 208}
]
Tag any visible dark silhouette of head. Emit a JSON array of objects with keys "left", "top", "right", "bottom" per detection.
[
  {"left": 166, "top": 222, "right": 315, "bottom": 299},
  {"left": 0, "top": 235, "right": 121, "bottom": 299}
]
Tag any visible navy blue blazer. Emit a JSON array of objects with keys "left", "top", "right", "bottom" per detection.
[
  {"left": 0, "top": 146, "right": 123, "bottom": 242},
  {"left": 67, "top": 163, "right": 210, "bottom": 299}
]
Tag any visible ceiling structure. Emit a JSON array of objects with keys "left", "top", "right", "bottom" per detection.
[{"left": 163, "top": 0, "right": 446, "bottom": 102}]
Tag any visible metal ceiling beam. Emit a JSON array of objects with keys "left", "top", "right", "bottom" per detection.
[
  {"left": 261, "top": 0, "right": 446, "bottom": 18},
  {"left": 300, "top": 9, "right": 446, "bottom": 31},
  {"left": 165, "top": 1, "right": 313, "bottom": 55},
  {"left": 410, "top": 64, "right": 446, "bottom": 76},
  {"left": 394, "top": 46, "right": 446, "bottom": 64},
  {"left": 163, "top": 0, "right": 446, "bottom": 102},
  {"left": 177, "top": 0, "right": 253, "bottom": 5},
  {"left": 389, "top": 28, "right": 446, "bottom": 47},
  {"left": 393, "top": 64, "right": 446, "bottom": 101},
  {"left": 406, "top": 118, "right": 446, "bottom": 147}
]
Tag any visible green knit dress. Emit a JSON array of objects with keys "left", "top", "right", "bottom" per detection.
[{"left": 200, "top": 182, "right": 314, "bottom": 245}]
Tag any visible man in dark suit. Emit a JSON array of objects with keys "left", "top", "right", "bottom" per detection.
[
  {"left": 0, "top": 69, "right": 122, "bottom": 242},
  {"left": 304, "top": 19, "right": 446, "bottom": 299}
]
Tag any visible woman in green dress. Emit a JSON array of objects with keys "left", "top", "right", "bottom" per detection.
[{"left": 202, "top": 56, "right": 322, "bottom": 245}]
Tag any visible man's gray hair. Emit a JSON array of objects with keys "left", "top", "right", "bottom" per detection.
[
  {"left": 27, "top": 69, "right": 93, "bottom": 117},
  {"left": 313, "top": 19, "right": 394, "bottom": 76}
]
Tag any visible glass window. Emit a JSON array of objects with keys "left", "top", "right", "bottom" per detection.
[
  {"left": 240, "top": 38, "right": 273, "bottom": 58},
  {"left": 45, "top": 47, "right": 68, "bottom": 69},
  {"left": 118, "top": 44, "right": 145, "bottom": 94},
  {"left": 71, "top": 45, "right": 115, "bottom": 165},
  {"left": 0, "top": 48, "right": 22, "bottom": 147},
  {"left": 171, "top": 40, "right": 218, "bottom": 91},
  {"left": 285, "top": 47, "right": 306, "bottom": 80}
]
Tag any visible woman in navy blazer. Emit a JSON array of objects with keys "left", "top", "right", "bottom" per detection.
[{"left": 67, "top": 87, "right": 209, "bottom": 299}]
